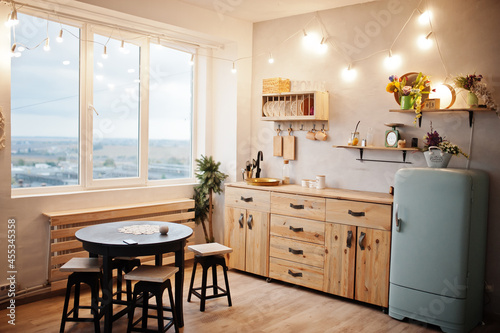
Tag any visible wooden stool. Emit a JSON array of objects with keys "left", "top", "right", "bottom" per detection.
[
  {"left": 59, "top": 257, "right": 103, "bottom": 333},
  {"left": 113, "top": 257, "right": 141, "bottom": 303},
  {"left": 187, "top": 243, "right": 233, "bottom": 312},
  {"left": 125, "top": 265, "right": 179, "bottom": 333}
]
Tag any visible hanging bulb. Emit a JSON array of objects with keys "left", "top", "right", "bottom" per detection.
[
  {"left": 5, "top": 5, "right": 19, "bottom": 27},
  {"left": 189, "top": 54, "right": 194, "bottom": 66},
  {"left": 268, "top": 52, "right": 274, "bottom": 64},
  {"left": 418, "top": 10, "right": 431, "bottom": 25},
  {"left": 342, "top": 64, "right": 357, "bottom": 82},
  {"left": 10, "top": 43, "right": 21, "bottom": 58},
  {"left": 44, "top": 38, "right": 51, "bottom": 51},
  {"left": 231, "top": 62, "right": 237, "bottom": 74},
  {"left": 102, "top": 45, "right": 108, "bottom": 59},
  {"left": 56, "top": 29, "right": 64, "bottom": 43},
  {"left": 384, "top": 50, "right": 401, "bottom": 69},
  {"left": 417, "top": 31, "right": 433, "bottom": 49},
  {"left": 318, "top": 37, "right": 328, "bottom": 54}
]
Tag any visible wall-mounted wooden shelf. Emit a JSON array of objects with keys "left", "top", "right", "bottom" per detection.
[
  {"left": 261, "top": 91, "right": 329, "bottom": 121},
  {"left": 334, "top": 145, "right": 420, "bottom": 164},
  {"left": 389, "top": 107, "right": 494, "bottom": 127}
]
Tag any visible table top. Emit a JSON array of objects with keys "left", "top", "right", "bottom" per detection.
[{"left": 75, "top": 220, "right": 193, "bottom": 250}]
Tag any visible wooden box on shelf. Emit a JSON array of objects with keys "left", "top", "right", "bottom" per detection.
[
  {"left": 261, "top": 91, "right": 329, "bottom": 121},
  {"left": 262, "top": 77, "right": 291, "bottom": 94}
]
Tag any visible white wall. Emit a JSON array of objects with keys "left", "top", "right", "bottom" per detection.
[
  {"left": 251, "top": 0, "right": 500, "bottom": 317},
  {"left": 0, "top": 0, "right": 252, "bottom": 295}
]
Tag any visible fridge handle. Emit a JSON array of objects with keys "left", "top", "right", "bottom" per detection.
[{"left": 395, "top": 203, "right": 401, "bottom": 232}]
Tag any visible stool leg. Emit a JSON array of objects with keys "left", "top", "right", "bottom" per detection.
[
  {"left": 60, "top": 277, "right": 73, "bottom": 333},
  {"left": 127, "top": 286, "right": 138, "bottom": 333},
  {"left": 142, "top": 291, "right": 148, "bottom": 330},
  {"left": 187, "top": 259, "right": 198, "bottom": 302},
  {"left": 155, "top": 290, "right": 163, "bottom": 333},
  {"left": 200, "top": 264, "right": 209, "bottom": 312},
  {"left": 73, "top": 282, "right": 80, "bottom": 319},
  {"left": 166, "top": 280, "right": 179, "bottom": 333},
  {"left": 222, "top": 261, "right": 232, "bottom": 307},
  {"left": 116, "top": 267, "right": 124, "bottom": 301},
  {"left": 90, "top": 278, "right": 101, "bottom": 333},
  {"left": 212, "top": 262, "right": 218, "bottom": 296}
]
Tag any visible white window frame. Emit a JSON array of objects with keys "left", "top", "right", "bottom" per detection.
[{"left": 10, "top": 10, "right": 197, "bottom": 197}]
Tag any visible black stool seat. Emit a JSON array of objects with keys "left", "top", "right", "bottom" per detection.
[
  {"left": 59, "top": 258, "right": 103, "bottom": 333},
  {"left": 187, "top": 243, "right": 233, "bottom": 312},
  {"left": 112, "top": 257, "right": 141, "bottom": 303},
  {"left": 125, "top": 265, "right": 179, "bottom": 333}
]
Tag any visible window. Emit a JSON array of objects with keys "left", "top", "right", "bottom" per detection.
[{"left": 10, "top": 13, "right": 195, "bottom": 191}]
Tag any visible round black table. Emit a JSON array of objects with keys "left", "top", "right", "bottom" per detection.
[{"left": 75, "top": 221, "right": 193, "bottom": 332}]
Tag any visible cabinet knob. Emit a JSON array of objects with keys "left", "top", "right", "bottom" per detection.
[
  {"left": 359, "top": 231, "right": 366, "bottom": 250},
  {"left": 240, "top": 196, "right": 253, "bottom": 202},
  {"left": 238, "top": 213, "right": 244, "bottom": 228},
  {"left": 348, "top": 209, "right": 365, "bottom": 217},
  {"left": 288, "top": 247, "right": 304, "bottom": 255},
  {"left": 289, "top": 226, "right": 304, "bottom": 232},
  {"left": 287, "top": 269, "right": 302, "bottom": 278},
  {"left": 346, "top": 230, "right": 353, "bottom": 248},
  {"left": 290, "top": 203, "right": 304, "bottom": 210},
  {"left": 247, "top": 215, "right": 253, "bottom": 230}
]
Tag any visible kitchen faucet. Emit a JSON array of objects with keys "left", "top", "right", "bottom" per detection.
[{"left": 255, "top": 151, "right": 263, "bottom": 178}]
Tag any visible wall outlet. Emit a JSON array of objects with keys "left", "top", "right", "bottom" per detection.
[{"left": 485, "top": 282, "right": 494, "bottom": 293}]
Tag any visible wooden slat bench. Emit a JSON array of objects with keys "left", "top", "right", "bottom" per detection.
[{"left": 44, "top": 198, "right": 195, "bottom": 291}]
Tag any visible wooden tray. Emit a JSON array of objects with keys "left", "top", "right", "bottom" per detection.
[{"left": 246, "top": 178, "right": 281, "bottom": 186}]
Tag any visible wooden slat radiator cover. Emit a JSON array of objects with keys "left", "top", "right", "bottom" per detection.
[{"left": 44, "top": 199, "right": 195, "bottom": 291}]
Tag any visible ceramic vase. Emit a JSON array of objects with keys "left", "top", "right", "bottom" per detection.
[
  {"left": 400, "top": 95, "right": 412, "bottom": 110},
  {"left": 467, "top": 91, "right": 478, "bottom": 107}
]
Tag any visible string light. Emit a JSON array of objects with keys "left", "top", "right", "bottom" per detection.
[
  {"left": 231, "top": 62, "right": 236, "bottom": 74},
  {"left": 43, "top": 38, "right": 50, "bottom": 51},
  {"left": 417, "top": 31, "right": 433, "bottom": 49},
  {"left": 418, "top": 10, "right": 431, "bottom": 25},
  {"left": 318, "top": 37, "right": 328, "bottom": 54},
  {"left": 56, "top": 29, "right": 64, "bottom": 43},
  {"left": 189, "top": 54, "right": 194, "bottom": 66},
  {"left": 384, "top": 50, "right": 401, "bottom": 69},
  {"left": 342, "top": 64, "right": 357, "bottom": 81},
  {"left": 102, "top": 45, "right": 108, "bottom": 59},
  {"left": 10, "top": 43, "right": 21, "bottom": 58},
  {"left": 268, "top": 52, "right": 274, "bottom": 64},
  {"left": 5, "top": 3, "right": 19, "bottom": 27}
]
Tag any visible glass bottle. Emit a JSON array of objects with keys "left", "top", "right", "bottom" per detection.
[{"left": 282, "top": 160, "right": 290, "bottom": 185}]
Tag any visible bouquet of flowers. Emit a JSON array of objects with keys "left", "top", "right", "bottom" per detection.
[
  {"left": 386, "top": 72, "right": 431, "bottom": 124},
  {"left": 453, "top": 73, "right": 497, "bottom": 112},
  {"left": 422, "top": 123, "right": 469, "bottom": 158}
]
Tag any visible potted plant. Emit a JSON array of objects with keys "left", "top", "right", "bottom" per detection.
[
  {"left": 453, "top": 73, "right": 497, "bottom": 111},
  {"left": 193, "top": 155, "right": 228, "bottom": 243},
  {"left": 421, "top": 123, "right": 468, "bottom": 168}
]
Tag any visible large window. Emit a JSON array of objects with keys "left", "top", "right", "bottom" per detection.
[{"left": 10, "top": 13, "right": 194, "bottom": 191}]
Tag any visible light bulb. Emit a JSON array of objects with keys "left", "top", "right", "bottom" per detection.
[
  {"left": 10, "top": 43, "right": 21, "bottom": 58},
  {"left": 418, "top": 11, "right": 431, "bottom": 25},
  {"left": 189, "top": 54, "right": 194, "bottom": 66},
  {"left": 384, "top": 51, "right": 401, "bottom": 69},
  {"left": 342, "top": 65, "right": 357, "bottom": 82},
  {"left": 268, "top": 53, "right": 274, "bottom": 64},
  {"left": 119, "top": 40, "right": 129, "bottom": 53},
  {"left": 5, "top": 7, "right": 19, "bottom": 27},
  {"left": 102, "top": 46, "right": 108, "bottom": 59},
  {"left": 44, "top": 38, "right": 51, "bottom": 51},
  {"left": 231, "top": 62, "right": 236, "bottom": 74},
  {"left": 417, "top": 32, "right": 433, "bottom": 49},
  {"left": 318, "top": 37, "right": 328, "bottom": 54},
  {"left": 56, "top": 29, "right": 64, "bottom": 43}
]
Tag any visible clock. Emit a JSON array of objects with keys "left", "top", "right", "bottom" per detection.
[{"left": 384, "top": 123, "right": 403, "bottom": 148}]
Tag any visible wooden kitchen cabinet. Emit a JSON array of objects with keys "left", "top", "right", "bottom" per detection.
[
  {"left": 224, "top": 187, "right": 270, "bottom": 277},
  {"left": 224, "top": 183, "right": 393, "bottom": 308}
]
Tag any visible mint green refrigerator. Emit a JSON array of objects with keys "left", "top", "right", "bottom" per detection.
[{"left": 389, "top": 168, "right": 489, "bottom": 333}]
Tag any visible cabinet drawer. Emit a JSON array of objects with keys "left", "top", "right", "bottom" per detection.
[
  {"left": 225, "top": 187, "right": 270, "bottom": 212},
  {"left": 269, "top": 257, "right": 323, "bottom": 291},
  {"left": 270, "top": 215, "right": 325, "bottom": 244},
  {"left": 271, "top": 193, "right": 325, "bottom": 221},
  {"left": 270, "top": 235, "right": 325, "bottom": 268},
  {"left": 326, "top": 199, "right": 391, "bottom": 230}
]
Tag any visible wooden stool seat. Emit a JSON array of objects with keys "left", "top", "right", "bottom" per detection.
[
  {"left": 125, "top": 265, "right": 179, "bottom": 333},
  {"left": 187, "top": 243, "right": 232, "bottom": 312},
  {"left": 60, "top": 258, "right": 103, "bottom": 333}
]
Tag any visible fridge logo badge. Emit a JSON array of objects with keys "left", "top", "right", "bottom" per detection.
[{"left": 417, "top": 277, "right": 466, "bottom": 319}]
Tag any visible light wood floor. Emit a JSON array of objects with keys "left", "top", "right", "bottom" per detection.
[{"left": 1, "top": 262, "right": 498, "bottom": 333}]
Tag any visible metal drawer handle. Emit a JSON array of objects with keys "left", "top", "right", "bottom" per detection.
[
  {"left": 346, "top": 230, "right": 353, "bottom": 248},
  {"left": 241, "top": 196, "right": 253, "bottom": 202},
  {"left": 289, "top": 226, "right": 304, "bottom": 232},
  {"left": 290, "top": 203, "right": 304, "bottom": 210},
  {"left": 247, "top": 215, "right": 253, "bottom": 230},
  {"left": 287, "top": 269, "right": 302, "bottom": 278},
  {"left": 359, "top": 231, "right": 366, "bottom": 250},
  {"left": 288, "top": 248, "right": 303, "bottom": 255},
  {"left": 238, "top": 213, "right": 244, "bottom": 228},
  {"left": 348, "top": 209, "right": 365, "bottom": 217}
]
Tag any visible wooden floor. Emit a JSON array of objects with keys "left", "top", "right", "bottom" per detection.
[{"left": 1, "top": 262, "right": 499, "bottom": 332}]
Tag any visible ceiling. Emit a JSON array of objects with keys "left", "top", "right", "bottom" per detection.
[{"left": 179, "top": 0, "right": 378, "bottom": 23}]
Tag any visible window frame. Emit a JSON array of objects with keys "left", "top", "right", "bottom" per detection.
[{"left": 10, "top": 11, "right": 197, "bottom": 197}]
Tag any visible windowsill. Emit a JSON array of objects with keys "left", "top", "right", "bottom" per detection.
[{"left": 11, "top": 180, "right": 198, "bottom": 199}]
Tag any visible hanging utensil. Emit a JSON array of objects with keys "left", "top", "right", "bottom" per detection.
[
  {"left": 283, "top": 127, "right": 296, "bottom": 160},
  {"left": 273, "top": 128, "right": 283, "bottom": 157}
]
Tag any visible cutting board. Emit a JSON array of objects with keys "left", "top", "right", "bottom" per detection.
[
  {"left": 283, "top": 129, "right": 295, "bottom": 160},
  {"left": 273, "top": 130, "right": 283, "bottom": 156}
]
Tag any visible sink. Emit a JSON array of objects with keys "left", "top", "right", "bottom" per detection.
[{"left": 245, "top": 178, "right": 280, "bottom": 186}]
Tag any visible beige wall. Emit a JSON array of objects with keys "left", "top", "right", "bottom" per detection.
[{"left": 251, "top": 0, "right": 500, "bottom": 317}]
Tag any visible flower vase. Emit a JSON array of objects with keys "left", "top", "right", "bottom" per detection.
[
  {"left": 424, "top": 146, "right": 452, "bottom": 168},
  {"left": 400, "top": 95, "right": 412, "bottom": 110},
  {"left": 467, "top": 91, "right": 478, "bottom": 107}
]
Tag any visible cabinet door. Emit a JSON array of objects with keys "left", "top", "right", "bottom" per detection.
[
  {"left": 323, "top": 222, "right": 356, "bottom": 298},
  {"left": 355, "top": 227, "right": 391, "bottom": 307},
  {"left": 245, "top": 210, "right": 270, "bottom": 276},
  {"left": 224, "top": 206, "right": 247, "bottom": 271}
]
